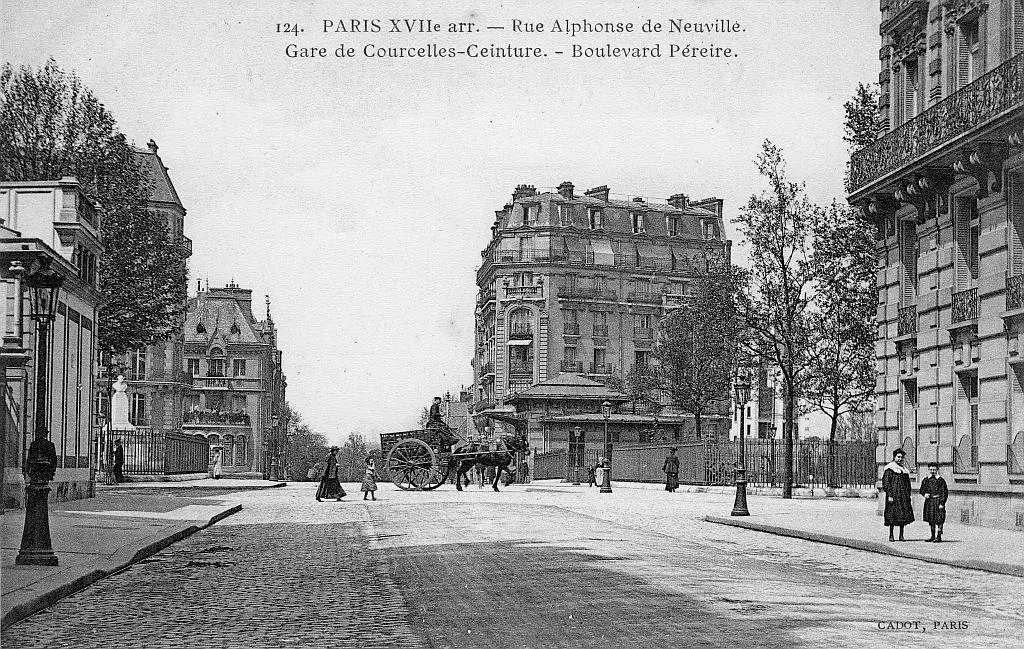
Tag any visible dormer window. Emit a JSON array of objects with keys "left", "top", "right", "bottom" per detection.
[
  {"left": 558, "top": 204, "right": 572, "bottom": 227},
  {"left": 631, "top": 212, "right": 645, "bottom": 233},
  {"left": 523, "top": 204, "right": 539, "bottom": 227},
  {"left": 667, "top": 217, "right": 679, "bottom": 237},
  {"left": 588, "top": 208, "right": 603, "bottom": 230},
  {"left": 230, "top": 322, "right": 241, "bottom": 335},
  {"left": 196, "top": 322, "right": 206, "bottom": 334}
]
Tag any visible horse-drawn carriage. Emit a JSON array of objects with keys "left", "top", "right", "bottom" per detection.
[{"left": 380, "top": 424, "right": 529, "bottom": 492}]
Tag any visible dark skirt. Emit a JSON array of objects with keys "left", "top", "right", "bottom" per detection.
[
  {"left": 882, "top": 469, "right": 914, "bottom": 526},
  {"left": 923, "top": 498, "right": 946, "bottom": 525},
  {"left": 665, "top": 472, "right": 679, "bottom": 491},
  {"left": 316, "top": 477, "right": 346, "bottom": 500}
]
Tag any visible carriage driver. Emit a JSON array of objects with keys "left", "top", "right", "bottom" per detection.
[{"left": 426, "top": 397, "right": 461, "bottom": 448}]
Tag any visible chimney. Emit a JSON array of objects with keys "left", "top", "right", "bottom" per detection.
[
  {"left": 668, "top": 193, "right": 689, "bottom": 210},
  {"left": 147, "top": 139, "right": 159, "bottom": 153},
  {"left": 691, "top": 197, "right": 724, "bottom": 217},
  {"left": 557, "top": 181, "right": 575, "bottom": 200},
  {"left": 632, "top": 196, "right": 645, "bottom": 203},
  {"left": 512, "top": 184, "right": 537, "bottom": 201},
  {"left": 584, "top": 185, "right": 610, "bottom": 202}
]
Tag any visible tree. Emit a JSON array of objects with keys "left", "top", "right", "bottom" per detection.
[
  {"left": 622, "top": 362, "right": 660, "bottom": 414},
  {"left": 418, "top": 407, "right": 430, "bottom": 428},
  {"left": 836, "top": 409, "right": 877, "bottom": 443},
  {"left": 338, "top": 433, "right": 372, "bottom": 482},
  {"left": 806, "top": 202, "right": 877, "bottom": 466},
  {"left": 280, "top": 403, "right": 331, "bottom": 481},
  {"left": 735, "top": 141, "right": 819, "bottom": 498},
  {"left": 0, "top": 60, "right": 187, "bottom": 357},
  {"left": 656, "top": 254, "right": 745, "bottom": 442},
  {"left": 843, "top": 82, "right": 881, "bottom": 151}
]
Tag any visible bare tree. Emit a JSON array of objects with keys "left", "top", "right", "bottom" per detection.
[{"left": 735, "top": 141, "right": 818, "bottom": 497}]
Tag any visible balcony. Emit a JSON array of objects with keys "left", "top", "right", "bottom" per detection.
[
  {"left": 183, "top": 410, "right": 251, "bottom": 426},
  {"left": 897, "top": 305, "right": 917, "bottom": 337},
  {"left": 505, "top": 285, "right": 542, "bottom": 299},
  {"left": 180, "top": 235, "right": 193, "bottom": 257},
  {"left": 633, "top": 327, "right": 654, "bottom": 340},
  {"left": 592, "top": 325, "right": 609, "bottom": 338},
  {"left": 589, "top": 363, "right": 615, "bottom": 375},
  {"left": 557, "top": 286, "right": 617, "bottom": 301},
  {"left": 1007, "top": 274, "right": 1024, "bottom": 311},
  {"left": 477, "top": 289, "right": 496, "bottom": 307},
  {"left": 480, "top": 360, "right": 494, "bottom": 376},
  {"left": 508, "top": 324, "right": 533, "bottom": 340},
  {"left": 560, "top": 360, "right": 584, "bottom": 373},
  {"left": 628, "top": 292, "right": 662, "bottom": 305},
  {"left": 189, "top": 376, "right": 264, "bottom": 390},
  {"left": 508, "top": 361, "right": 533, "bottom": 376},
  {"left": 563, "top": 323, "right": 580, "bottom": 335},
  {"left": 193, "top": 376, "right": 229, "bottom": 389},
  {"left": 664, "top": 293, "right": 691, "bottom": 309},
  {"left": 496, "top": 248, "right": 537, "bottom": 263},
  {"left": 848, "top": 52, "right": 1024, "bottom": 194},
  {"left": 951, "top": 288, "right": 979, "bottom": 324}
]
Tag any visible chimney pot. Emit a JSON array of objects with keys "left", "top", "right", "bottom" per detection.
[
  {"left": 668, "top": 193, "right": 689, "bottom": 210},
  {"left": 512, "top": 184, "right": 537, "bottom": 201},
  {"left": 584, "top": 185, "right": 610, "bottom": 202},
  {"left": 557, "top": 181, "right": 575, "bottom": 200}
]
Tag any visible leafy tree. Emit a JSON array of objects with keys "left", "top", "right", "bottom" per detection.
[
  {"left": 735, "top": 141, "right": 819, "bottom": 497},
  {"left": 418, "top": 406, "right": 430, "bottom": 428},
  {"left": 656, "top": 254, "right": 745, "bottom": 442},
  {"left": 283, "top": 404, "right": 331, "bottom": 481},
  {"left": 843, "top": 82, "right": 881, "bottom": 151},
  {"left": 836, "top": 409, "right": 877, "bottom": 443},
  {"left": 0, "top": 60, "right": 187, "bottom": 357},
  {"left": 622, "top": 362, "right": 660, "bottom": 414},
  {"left": 806, "top": 203, "right": 877, "bottom": 451}
]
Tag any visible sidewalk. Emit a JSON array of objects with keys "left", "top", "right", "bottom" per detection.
[
  {"left": 1, "top": 490, "right": 242, "bottom": 630},
  {"left": 100, "top": 478, "right": 286, "bottom": 492},
  {"left": 699, "top": 496, "right": 1024, "bottom": 578}
]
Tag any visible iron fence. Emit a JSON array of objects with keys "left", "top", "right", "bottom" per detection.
[{"left": 114, "top": 429, "right": 211, "bottom": 475}]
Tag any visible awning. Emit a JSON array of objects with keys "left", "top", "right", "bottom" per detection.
[
  {"left": 635, "top": 241, "right": 656, "bottom": 268},
  {"left": 506, "top": 339, "right": 533, "bottom": 346},
  {"left": 671, "top": 248, "right": 692, "bottom": 273},
  {"left": 651, "top": 245, "right": 672, "bottom": 270},
  {"left": 592, "top": 239, "right": 614, "bottom": 265},
  {"left": 564, "top": 236, "right": 585, "bottom": 253},
  {"left": 535, "top": 235, "right": 552, "bottom": 262}
]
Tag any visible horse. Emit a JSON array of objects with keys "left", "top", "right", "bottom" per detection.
[{"left": 454, "top": 433, "right": 530, "bottom": 492}]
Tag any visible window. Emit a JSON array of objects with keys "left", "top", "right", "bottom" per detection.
[
  {"left": 899, "top": 221, "right": 919, "bottom": 305},
  {"left": 1009, "top": 170, "right": 1024, "bottom": 277},
  {"left": 635, "top": 313, "right": 652, "bottom": 329},
  {"left": 1013, "top": 0, "right": 1024, "bottom": 56},
  {"left": 667, "top": 217, "right": 679, "bottom": 237},
  {"left": 593, "top": 347, "right": 607, "bottom": 369},
  {"left": 187, "top": 358, "right": 200, "bottom": 376},
  {"left": 633, "top": 279, "right": 652, "bottom": 298},
  {"left": 233, "top": 394, "right": 247, "bottom": 411},
  {"left": 631, "top": 211, "right": 645, "bottom": 233},
  {"left": 233, "top": 359, "right": 246, "bottom": 377},
  {"left": 563, "top": 309, "right": 579, "bottom": 335},
  {"left": 702, "top": 220, "right": 718, "bottom": 240},
  {"left": 589, "top": 208, "right": 603, "bottom": 230},
  {"left": 129, "top": 350, "right": 146, "bottom": 381},
  {"left": 558, "top": 204, "right": 572, "bottom": 226},
  {"left": 208, "top": 358, "right": 226, "bottom": 377},
  {"left": 635, "top": 350, "right": 651, "bottom": 368},
  {"left": 523, "top": 204, "right": 539, "bottom": 227},
  {"left": 130, "top": 393, "right": 147, "bottom": 426},
  {"left": 564, "top": 274, "right": 579, "bottom": 294},
  {"left": 186, "top": 394, "right": 200, "bottom": 411},
  {"left": 594, "top": 275, "right": 607, "bottom": 292},
  {"left": 953, "top": 195, "right": 980, "bottom": 290},
  {"left": 959, "top": 20, "right": 982, "bottom": 88},
  {"left": 514, "top": 271, "right": 534, "bottom": 286}
]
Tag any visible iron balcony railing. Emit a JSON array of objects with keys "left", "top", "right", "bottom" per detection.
[
  {"left": 1007, "top": 274, "right": 1024, "bottom": 311},
  {"left": 563, "top": 322, "right": 580, "bottom": 335},
  {"left": 509, "top": 324, "right": 533, "bottom": 340},
  {"left": 180, "top": 235, "right": 193, "bottom": 257},
  {"left": 505, "top": 285, "right": 542, "bottom": 299},
  {"left": 558, "top": 286, "right": 617, "bottom": 301},
  {"left": 473, "top": 399, "right": 496, "bottom": 413},
  {"left": 480, "top": 360, "right": 494, "bottom": 376},
  {"left": 183, "top": 410, "right": 251, "bottom": 426},
  {"left": 951, "top": 288, "right": 979, "bottom": 324},
  {"left": 560, "top": 360, "right": 583, "bottom": 373},
  {"left": 628, "top": 292, "right": 662, "bottom": 304},
  {"left": 848, "top": 52, "right": 1024, "bottom": 193},
  {"left": 477, "top": 289, "right": 496, "bottom": 306},
  {"left": 593, "top": 325, "right": 609, "bottom": 337},
  {"left": 897, "top": 304, "right": 917, "bottom": 337},
  {"left": 508, "top": 361, "right": 533, "bottom": 376},
  {"left": 634, "top": 327, "right": 654, "bottom": 340}
]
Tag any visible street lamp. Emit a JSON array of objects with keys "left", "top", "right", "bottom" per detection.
[
  {"left": 731, "top": 367, "right": 752, "bottom": 517},
  {"left": 269, "top": 415, "right": 280, "bottom": 480},
  {"left": 571, "top": 426, "right": 582, "bottom": 485},
  {"left": 17, "top": 258, "right": 64, "bottom": 566},
  {"left": 600, "top": 400, "right": 613, "bottom": 494}
]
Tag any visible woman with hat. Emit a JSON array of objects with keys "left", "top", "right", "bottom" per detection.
[
  {"left": 881, "top": 448, "right": 914, "bottom": 541},
  {"left": 662, "top": 447, "right": 680, "bottom": 492},
  {"left": 315, "top": 446, "right": 346, "bottom": 501}
]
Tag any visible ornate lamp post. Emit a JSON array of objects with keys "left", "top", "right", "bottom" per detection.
[
  {"left": 269, "top": 415, "right": 281, "bottom": 480},
  {"left": 600, "top": 400, "right": 613, "bottom": 494},
  {"left": 571, "top": 426, "right": 582, "bottom": 485},
  {"left": 731, "top": 367, "right": 752, "bottom": 517},
  {"left": 17, "top": 258, "right": 64, "bottom": 566}
]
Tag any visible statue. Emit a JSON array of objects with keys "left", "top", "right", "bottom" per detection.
[{"left": 110, "top": 375, "right": 135, "bottom": 431}]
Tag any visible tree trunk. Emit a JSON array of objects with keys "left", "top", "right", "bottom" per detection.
[
  {"left": 827, "top": 404, "right": 839, "bottom": 488},
  {"left": 694, "top": 411, "right": 703, "bottom": 442},
  {"left": 783, "top": 392, "right": 794, "bottom": 499}
]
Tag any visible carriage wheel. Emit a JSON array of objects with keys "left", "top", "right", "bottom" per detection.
[{"left": 387, "top": 439, "right": 445, "bottom": 491}]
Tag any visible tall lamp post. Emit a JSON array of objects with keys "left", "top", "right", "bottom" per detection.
[
  {"left": 731, "top": 367, "right": 751, "bottom": 517},
  {"left": 600, "top": 400, "right": 612, "bottom": 494},
  {"left": 269, "top": 415, "right": 280, "bottom": 480},
  {"left": 571, "top": 426, "right": 582, "bottom": 485},
  {"left": 17, "top": 258, "right": 64, "bottom": 566}
]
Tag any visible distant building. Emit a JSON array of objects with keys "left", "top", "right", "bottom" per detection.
[
  {"left": 847, "top": 1, "right": 1024, "bottom": 528},
  {"left": 472, "top": 182, "right": 732, "bottom": 455},
  {"left": 183, "top": 283, "right": 286, "bottom": 476},
  {"left": 1, "top": 178, "right": 104, "bottom": 507}
]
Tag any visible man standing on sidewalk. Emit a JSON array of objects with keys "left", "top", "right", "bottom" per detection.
[
  {"left": 920, "top": 462, "right": 948, "bottom": 543},
  {"left": 112, "top": 439, "right": 125, "bottom": 484}
]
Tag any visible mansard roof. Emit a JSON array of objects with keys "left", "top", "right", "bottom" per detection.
[
  {"left": 133, "top": 141, "right": 183, "bottom": 208},
  {"left": 185, "top": 292, "right": 267, "bottom": 346},
  {"left": 505, "top": 373, "right": 628, "bottom": 403}
]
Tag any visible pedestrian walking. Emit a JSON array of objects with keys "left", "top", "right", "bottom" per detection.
[
  {"left": 212, "top": 446, "right": 223, "bottom": 479},
  {"left": 881, "top": 448, "right": 914, "bottom": 541},
  {"left": 920, "top": 462, "right": 948, "bottom": 543},
  {"left": 112, "top": 439, "right": 125, "bottom": 484},
  {"left": 361, "top": 457, "right": 378, "bottom": 500},
  {"left": 587, "top": 463, "right": 597, "bottom": 488},
  {"left": 316, "top": 447, "right": 346, "bottom": 501},
  {"left": 662, "top": 447, "right": 680, "bottom": 492}
]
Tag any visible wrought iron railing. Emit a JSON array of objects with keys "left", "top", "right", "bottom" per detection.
[
  {"left": 560, "top": 360, "right": 583, "bottom": 373},
  {"left": 589, "top": 363, "right": 615, "bottom": 375},
  {"left": 628, "top": 292, "right": 661, "bottom": 304},
  {"left": 477, "top": 289, "right": 495, "bottom": 306},
  {"left": 563, "top": 323, "right": 580, "bottom": 335},
  {"left": 558, "top": 286, "right": 618, "bottom": 301},
  {"left": 183, "top": 410, "right": 251, "bottom": 426},
  {"left": 505, "top": 285, "right": 542, "bottom": 299},
  {"left": 951, "top": 287, "right": 979, "bottom": 323},
  {"left": 1007, "top": 274, "right": 1024, "bottom": 311},
  {"left": 508, "top": 361, "right": 533, "bottom": 376},
  {"left": 473, "top": 399, "right": 496, "bottom": 413},
  {"left": 593, "top": 325, "right": 609, "bottom": 337},
  {"left": 634, "top": 327, "right": 654, "bottom": 339},
  {"left": 480, "top": 360, "right": 494, "bottom": 376},
  {"left": 848, "top": 52, "right": 1024, "bottom": 193},
  {"left": 897, "top": 304, "right": 917, "bottom": 336},
  {"left": 509, "top": 324, "right": 533, "bottom": 339},
  {"left": 111, "top": 429, "right": 210, "bottom": 476}
]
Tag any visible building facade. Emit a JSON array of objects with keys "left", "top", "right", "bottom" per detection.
[
  {"left": 95, "top": 141, "right": 194, "bottom": 458},
  {"left": 183, "top": 283, "right": 286, "bottom": 476},
  {"left": 472, "top": 182, "right": 731, "bottom": 453},
  {"left": 848, "top": 0, "right": 1024, "bottom": 528},
  {"left": 1, "top": 178, "right": 104, "bottom": 507}
]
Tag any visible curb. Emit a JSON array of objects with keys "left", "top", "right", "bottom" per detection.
[
  {"left": 704, "top": 515, "right": 1024, "bottom": 578},
  {"left": 0, "top": 503, "right": 242, "bottom": 631},
  {"left": 100, "top": 482, "right": 286, "bottom": 492}
]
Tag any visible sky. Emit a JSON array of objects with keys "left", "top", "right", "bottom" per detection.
[{"left": 2, "top": 0, "right": 880, "bottom": 444}]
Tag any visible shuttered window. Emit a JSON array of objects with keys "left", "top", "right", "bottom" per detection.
[
  {"left": 959, "top": 20, "right": 982, "bottom": 88},
  {"left": 1016, "top": 0, "right": 1024, "bottom": 54},
  {"left": 900, "top": 221, "right": 918, "bottom": 305},
  {"left": 1010, "top": 170, "right": 1024, "bottom": 277},
  {"left": 953, "top": 196, "right": 979, "bottom": 290},
  {"left": 905, "top": 58, "right": 920, "bottom": 120}
]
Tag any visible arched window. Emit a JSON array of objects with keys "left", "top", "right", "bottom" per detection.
[
  {"left": 236, "top": 436, "right": 247, "bottom": 467},
  {"left": 223, "top": 435, "right": 235, "bottom": 466},
  {"left": 508, "top": 308, "right": 532, "bottom": 339},
  {"left": 208, "top": 348, "right": 226, "bottom": 377}
]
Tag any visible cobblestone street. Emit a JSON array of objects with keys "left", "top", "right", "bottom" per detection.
[{"left": 3, "top": 483, "right": 1022, "bottom": 648}]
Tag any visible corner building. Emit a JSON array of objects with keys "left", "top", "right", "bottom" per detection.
[
  {"left": 848, "top": 1, "right": 1024, "bottom": 528},
  {"left": 472, "top": 182, "right": 731, "bottom": 453}
]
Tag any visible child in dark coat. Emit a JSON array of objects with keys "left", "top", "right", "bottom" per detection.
[{"left": 919, "top": 462, "right": 948, "bottom": 542}]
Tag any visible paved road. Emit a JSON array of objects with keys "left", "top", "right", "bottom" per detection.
[{"left": 3, "top": 483, "right": 1022, "bottom": 648}]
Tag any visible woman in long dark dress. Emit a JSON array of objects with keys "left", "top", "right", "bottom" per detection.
[
  {"left": 920, "top": 462, "right": 948, "bottom": 542},
  {"left": 662, "top": 447, "right": 680, "bottom": 492},
  {"left": 316, "top": 447, "right": 346, "bottom": 501},
  {"left": 881, "top": 448, "right": 914, "bottom": 541}
]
